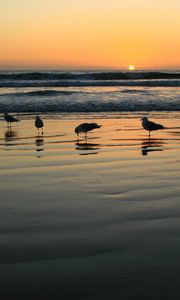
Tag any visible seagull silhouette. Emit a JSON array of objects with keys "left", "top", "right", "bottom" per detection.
[
  {"left": 75, "top": 122, "right": 102, "bottom": 139},
  {"left": 4, "top": 113, "right": 20, "bottom": 128},
  {"left": 141, "top": 117, "right": 165, "bottom": 137},
  {"left": 35, "top": 116, "right": 44, "bottom": 135}
]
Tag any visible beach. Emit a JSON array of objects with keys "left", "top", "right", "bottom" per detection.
[
  {"left": 1, "top": 0, "right": 180, "bottom": 296},
  {"left": 0, "top": 112, "right": 180, "bottom": 299}
]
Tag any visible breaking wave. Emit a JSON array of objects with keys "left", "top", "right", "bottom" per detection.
[
  {"left": 0, "top": 70, "right": 180, "bottom": 113},
  {"left": 0, "top": 96, "right": 180, "bottom": 113}
]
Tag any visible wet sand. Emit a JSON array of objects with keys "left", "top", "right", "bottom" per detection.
[{"left": 0, "top": 113, "right": 180, "bottom": 299}]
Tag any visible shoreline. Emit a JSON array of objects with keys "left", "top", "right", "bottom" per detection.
[{"left": 0, "top": 112, "right": 180, "bottom": 299}]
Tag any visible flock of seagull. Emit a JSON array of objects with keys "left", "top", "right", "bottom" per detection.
[
  {"left": 3, "top": 112, "right": 165, "bottom": 138},
  {"left": 4, "top": 112, "right": 44, "bottom": 134}
]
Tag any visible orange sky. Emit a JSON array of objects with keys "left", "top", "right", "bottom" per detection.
[{"left": 0, "top": 0, "right": 180, "bottom": 70}]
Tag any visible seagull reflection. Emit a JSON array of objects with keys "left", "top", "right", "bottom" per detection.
[
  {"left": 4, "top": 129, "right": 17, "bottom": 142},
  {"left": 35, "top": 137, "right": 44, "bottom": 157},
  {"left": 75, "top": 141, "right": 100, "bottom": 155},
  {"left": 141, "top": 138, "right": 165, "bottom": 156}
]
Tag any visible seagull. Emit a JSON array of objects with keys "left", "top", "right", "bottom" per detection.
[
  {"left": 4, "top": 112, "right": 20, "bottom": 128},
  {"left": 35, "top": 116, "right": 44, "bottom": 134},
  {"left": 141, "top": 117, "right": 165, "bottom": 137},
  {"left": 75, "top": 122, "right": 102, "bottom": 139}
]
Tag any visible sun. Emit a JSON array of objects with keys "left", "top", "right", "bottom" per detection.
[{"left": 128, "top": 65, "right": 135, "bottom": 71}]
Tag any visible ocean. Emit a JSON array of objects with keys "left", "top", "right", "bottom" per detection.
[
  {"left": 0, "top": 70, "right": 180, "bottom": 113},
  {"left": 1, "top": 70, "right": 180, "bottom": 299}
]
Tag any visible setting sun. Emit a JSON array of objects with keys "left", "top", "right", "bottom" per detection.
[
  {"left": 0, "top": 1, "right": 180, "bottom": 70},
  {"left": 128, "top": 65, "right": 135, "bottom": 71}
]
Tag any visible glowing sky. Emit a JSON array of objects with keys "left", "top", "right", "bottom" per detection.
[{"left": 0, "top": 0, "right": 180, "bottom": 70}]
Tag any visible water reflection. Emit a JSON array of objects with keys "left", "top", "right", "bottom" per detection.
[
  {"left": 4, "top": 129, "right": 17, "bottom": 143},
  {"left": 75, "top": 141, "right": 100, "bottom": 155},
  {"left": 141, "top": 138, "right": 165, "bottom": 156},
  {"left": 35, "top": 137, "right": 44, "bottom": 157}
]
